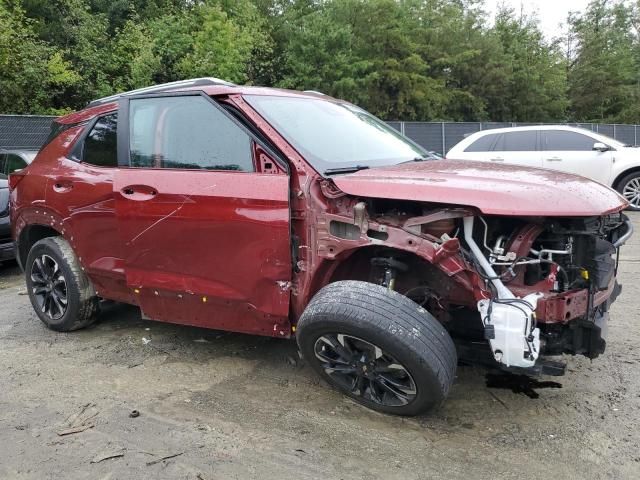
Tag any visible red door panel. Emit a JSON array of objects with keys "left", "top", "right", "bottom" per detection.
[
  {"left": 32, "top": 155, "right": 130, "bottom": 303},
  {"left": 114, "top": 168, "right": 292, "bottom": 336}
]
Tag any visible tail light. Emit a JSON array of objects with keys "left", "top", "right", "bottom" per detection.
[{"left": 8, "top": 171, "right": 26, "bottom": 191}]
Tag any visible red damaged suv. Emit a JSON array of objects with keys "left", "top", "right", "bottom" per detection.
[{"left": 10, "top": 78, "right": 634, "bottom": 415}]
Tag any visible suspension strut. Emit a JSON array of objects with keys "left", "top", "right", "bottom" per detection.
[{"left": 370, "top": 257, "right": 409, "bottom": 291}]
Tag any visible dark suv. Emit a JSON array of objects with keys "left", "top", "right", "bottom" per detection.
[
  {"left": 10, "top": 79, "right": 633, "bottom": 415},
  {"left": 1, "top": 149, "right": 37, "bottom": 261}
]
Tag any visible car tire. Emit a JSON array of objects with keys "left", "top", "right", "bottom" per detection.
[
  {"left": 296, "top": 280, "right": 457, "bottom": 416},
  {"left": 25, "top": 237, "right": 99, "bottom": 332},
  {"left": 615, "top": 171, "right": 640, "bottom": 211}
]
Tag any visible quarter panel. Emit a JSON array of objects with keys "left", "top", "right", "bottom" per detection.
[{"left": 11, "top": 125, "right": 128, "bottom": 302}]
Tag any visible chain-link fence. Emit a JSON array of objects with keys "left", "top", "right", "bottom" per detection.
[
  {"left": 1, "top": 114, "right": 639, "bottom": 155},
  {"left": 386, "top": 121, "right": 640, "bottom": 156},
  {"left": 0, "top": 115, "right": 56, "bottom": 150}
]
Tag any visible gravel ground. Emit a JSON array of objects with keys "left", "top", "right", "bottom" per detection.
[{"left": 1, "top": 213, "right": 639, "bottom": 480}]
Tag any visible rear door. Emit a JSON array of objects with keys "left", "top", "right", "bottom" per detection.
[
  {"left": 453, "top": 130, "right": 541, "bottom": 168},
  {"left": 540, "top": 130, "right": 613, "bottom": 184},
  {"left": 114, "top": 92, "right": 292, "bottom": 336},
  {"left": 450, "top": 132, "right": 501, "bottom": 161},
  {"left": 489, "top": 130, "right": 541, "bottom": 168},
  {"left": 42, "top": 112, "right": 128, "bottom": 301}
]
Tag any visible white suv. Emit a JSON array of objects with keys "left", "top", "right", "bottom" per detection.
[{"left": 446, "top": 125, "right": 640, "bottom": 210}]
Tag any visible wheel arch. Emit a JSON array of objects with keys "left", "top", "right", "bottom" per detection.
[
  {"left": 17, "top": 224, "right": 62, "bottom": 270},
  {"left": 612, "top": 166, "right": 640, "bottom": 190},
  {"left": 306, "top": 245, "right": 459, "bottom": 304}
]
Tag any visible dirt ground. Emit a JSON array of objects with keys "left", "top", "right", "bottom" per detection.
[{"left": 1, "top": 214, "right": 639, "bottom": 480}]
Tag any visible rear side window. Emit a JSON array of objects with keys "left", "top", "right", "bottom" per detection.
[
  {"left": 41, "top": 121, "right": 66, "bottom": 149},
  {"left": 542, "top": 130, "right": 594, "bottom": 151},
  {"left": 493, "top": 131, "right": 537, "bottom": 151},
  {"left": 128, "top": 96, "right": 254, "bottom": 171},
  {"left": 0, "top": 154, "right": 6, "bottom": 178},
  {"left": 6, "top": 154, "right": 27, "bottom": 174},
  {"left": 83, "top": 113, "right": 118, "bottom": 167},
  {"left": 464, "top": 133, "right": 499, "bottom": 152}
]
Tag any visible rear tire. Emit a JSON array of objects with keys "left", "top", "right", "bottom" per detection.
[
  {"left": 297, "top": 280, "right": 457, "bottom": 416},
  {"left": 616, "top": 171, "right": 640, "bottom": 211},
  {"left": 25, "top": 237, "right": 99, "bottom": 332}
]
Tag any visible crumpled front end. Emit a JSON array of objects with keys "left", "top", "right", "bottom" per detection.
[
  {"left": 302, "top": 179, "right": 632, "bottom": 374},
  {"left": 460, "top": 212, "right": 632, "bottom": 370}
]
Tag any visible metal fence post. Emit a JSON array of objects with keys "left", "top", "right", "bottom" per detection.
[{"left": 441, "top": 122, "right": 446, "bottom": 155}]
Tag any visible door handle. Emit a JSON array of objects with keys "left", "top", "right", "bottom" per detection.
[
  {"left": 490, "top": 157, "right": 504, "bottom": 162},
  {"left": 120, "top": 185, "right": 158, "bottom": 200},
  {"left": 545, "top": 157, "right": 563, "bottom": 162}
]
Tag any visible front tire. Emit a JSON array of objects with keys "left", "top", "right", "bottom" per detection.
[
  {"left": 616, "top": 171, "right": 640, "bottom": 211},
  {"left": 297, "top": 281, "right": 457, "bottom": 416},
  {"left": 25, "top": 237, "right": 99, "bottom": 332}
]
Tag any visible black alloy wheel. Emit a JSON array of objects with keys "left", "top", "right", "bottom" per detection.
[
  {"left": 25, "top": 237, "right": 99, "bottom": 331},
  {"left": 297, "top": 280, "right": 457, "bottom": 416},
  {"left": 30, "top": 253, "right": 68, "bottom": 320},
  {"left": 314, "top": 333, "right": 417, "bottom": 407}
]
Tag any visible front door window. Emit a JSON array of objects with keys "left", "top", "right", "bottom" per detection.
[{"left": 129, "top": 96, "right": 254, "bottom": 171}]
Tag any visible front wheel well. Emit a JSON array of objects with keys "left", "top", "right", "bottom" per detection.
[
  {"left": 322, "top": 246, "right": 458, "bottom": 301},
  {"left": 612, "top": 167, "right": 640, "bottom": 190},
  {"left": 17, "top": 225, "right": 61, "bottom": 269}
]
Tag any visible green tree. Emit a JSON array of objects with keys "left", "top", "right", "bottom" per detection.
[
  {"left": 0, "top": 0, "right": 79, "bottom": 114},
  {"left": 492, "top": 6, "right": 568, "bottom": 121},
  {"left": 568, "top": 0, "right": 638, "bottom": 122},
  {"left": 176, "top": 2, "right": 258, "bottom": 83},
  {"left": 3, "top": 0, "right": 637, "bottom": 124},
  {"left": 278, "top": 0, "right": 450, "bottom": 120},
  {"left": 108, "top": 19, "right": 160, "bottom": 92}
]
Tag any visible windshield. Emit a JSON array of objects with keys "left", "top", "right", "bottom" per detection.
[{"left": 244, "top": 95, "right": 430, "bottom": 174}]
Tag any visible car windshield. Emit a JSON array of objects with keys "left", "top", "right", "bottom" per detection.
[{"left": 244, "top": 95, "right": 431, "bottom": 174}]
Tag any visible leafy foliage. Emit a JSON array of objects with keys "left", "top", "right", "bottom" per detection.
[
  {"left": 568, "top": 0, "right": 639, "bottom": 122},
  {"left": 1, "top": 0, "right": 639, "bottom": 123}
]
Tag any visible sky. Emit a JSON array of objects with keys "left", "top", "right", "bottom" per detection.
[{"left": 484, "top": 0, "right": 590, "bottom": 39}]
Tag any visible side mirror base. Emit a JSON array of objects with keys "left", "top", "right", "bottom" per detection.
[{"left": 592, "top": 142, "right": 610, "bottom": 152}]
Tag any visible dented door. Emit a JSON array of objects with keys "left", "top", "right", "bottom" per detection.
[{"left": 114, "top": 93, "right": 292, "bottom": 336}]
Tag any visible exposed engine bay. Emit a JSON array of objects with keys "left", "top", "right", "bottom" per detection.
[
  {"left": 316, "top": 193, "right": 633, "bottom": 373},
  {"left": 462, "top": 213, "right": 630, "bottom": 370}
]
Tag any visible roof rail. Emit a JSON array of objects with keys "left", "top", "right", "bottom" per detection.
[
  {"left": 303, "top": 90, "right": 327, "bottom": 96},
  {"left": 87, "top": 78, "right": 236, "bottom": 107}
]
